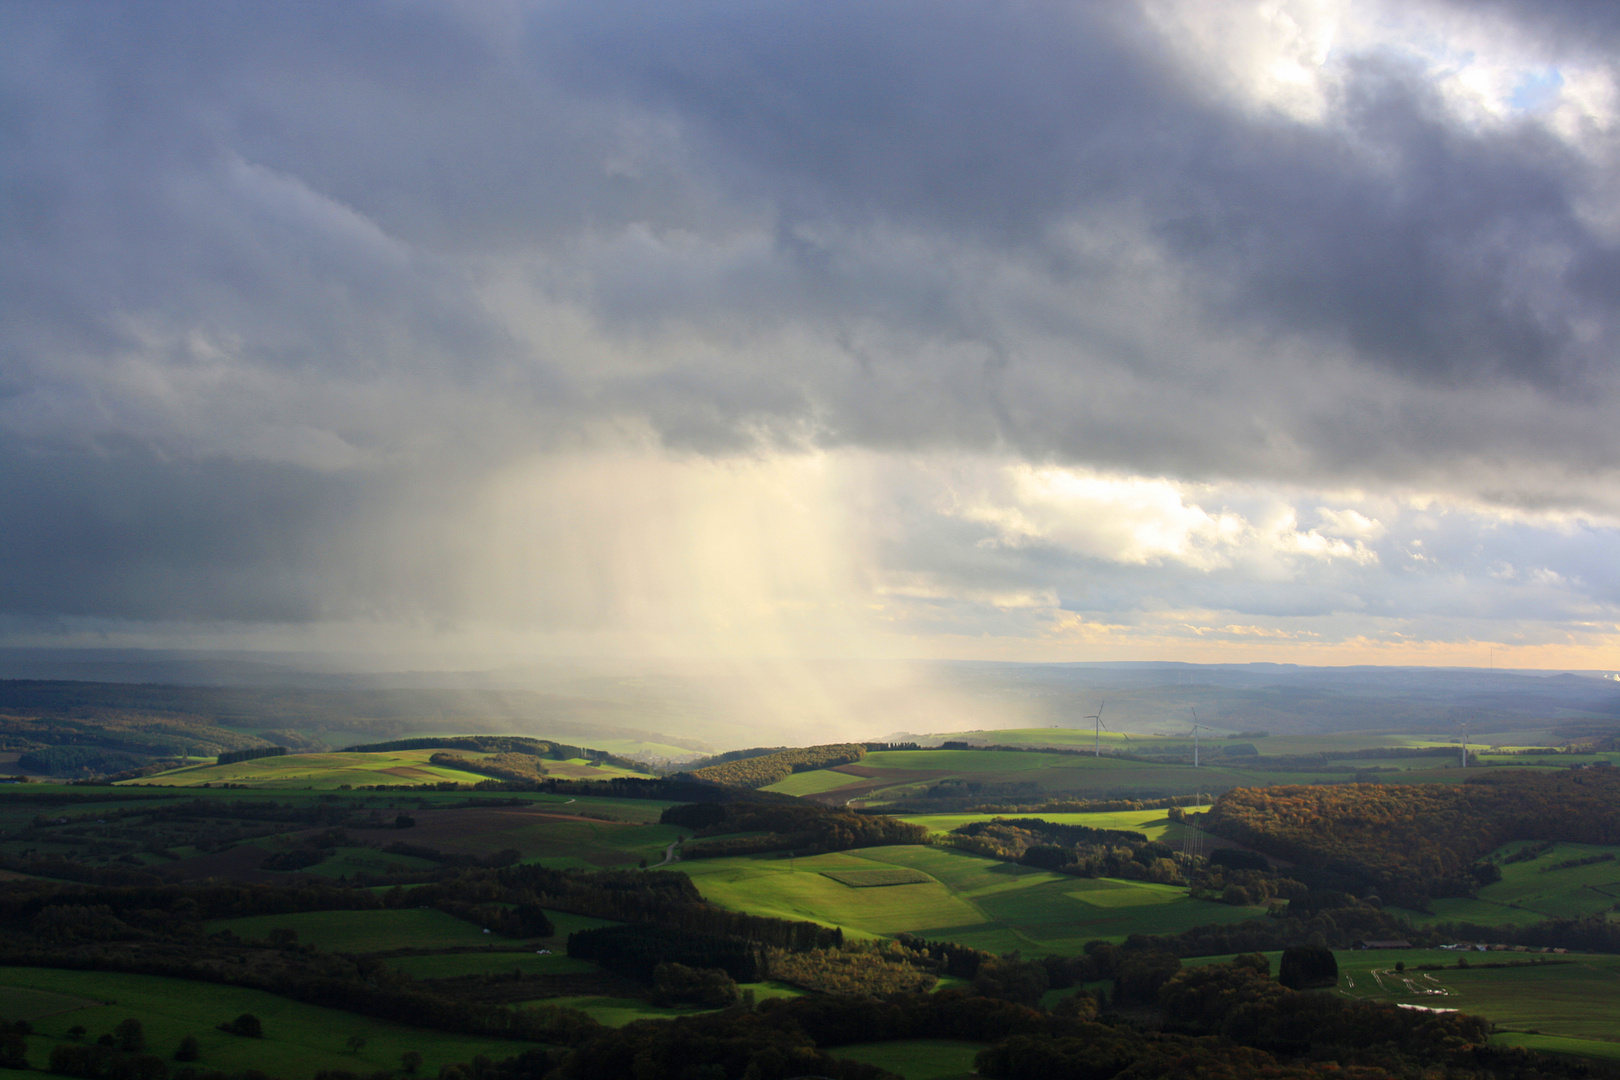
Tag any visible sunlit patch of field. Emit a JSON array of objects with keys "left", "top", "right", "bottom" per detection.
[
  {"left": 775, "top": 744, "right": 1480, "bottom": 806},
  {"left": 680, "top": 844, "right": 1267, "bottom": 954},
  {"left": 122, "top": 749, "right": 653, "bottom": 790},
  {"left": 762, "top": 768, "right": 873, "bottom": 797},
  {"left": 122, "top": 749, "right": 496, "bottom": 789},
  {"left": 898, "top": 807, "right": 1210, "bottom": 843}
]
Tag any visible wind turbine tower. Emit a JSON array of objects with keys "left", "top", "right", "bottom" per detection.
[
  {"left": 1457, "top": 720, "right": 1469, "bottom": 769},
  {"left": 1087, "top": 702, "right": 1107, "bottom": 757},
  {"left": 1189, "top": 709, "right": 1214, "bottom": 767}
]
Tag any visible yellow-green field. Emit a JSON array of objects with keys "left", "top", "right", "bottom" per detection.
[
  {"left": 913, "top": 728, "right": 1480, "bottom": 756},
  {"left": 767, "top": 745, "right": 1366, "bottom": 805},
  {"left": 124, "top": 749, "right": 498, "bottom": 789},
  {"left": 897, "top": 807, "right": 1210, "bottom": 842},
  {"left": 123, "top": 748, "right": 653, "bottom": 789},
  {"left": 679, "top": 843, "right": 1266, "bottom": 953}
]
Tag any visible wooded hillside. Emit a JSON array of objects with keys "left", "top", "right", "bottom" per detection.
[
  {"left": 1204, "top": 770, "right": 1620, "bottom": 902},
  {"left": 686, "top": 744, "right": 866, "bottom": 788}
]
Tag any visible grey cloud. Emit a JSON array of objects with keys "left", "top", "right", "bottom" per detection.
[{"left": 5, "top": 0, "right": 1620, "bottom": 632}]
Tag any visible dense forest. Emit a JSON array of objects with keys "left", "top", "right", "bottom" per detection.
[
  {"left": 661, "top": 801, "right": 929, "bottom": 857},
  {"left": 683, "top": 744, "right": 867, "bottom": 788}
]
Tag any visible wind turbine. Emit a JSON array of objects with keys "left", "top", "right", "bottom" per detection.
[
  {"left": 1457, "top": 720, "right": 1469, "bottom": 769},
  {"left": 1188, "top": 709, "right": 1215, "bottom": 767},
  {"left": 1086, "top": 702, "right": 1107, "bottom": 757}
]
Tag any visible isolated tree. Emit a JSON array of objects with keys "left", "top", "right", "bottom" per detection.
[
  {"left": 400, "top": 1051, "right": 422, "bottom": 1074},
  {"left": 0, "top": 1032, "right": 27, "bottom": 1069},
  {"left": 174, "top": 1035, "right": 200, "bottom": 1062},
  {"left": 115, "top": 1019, "right": 145, "bottom": 1052},
  {"left": 1279, "top": 946, "right": 1339, "bottom": 990},
  {"left": 346, "top": 1034, "right": 367, "bottom": 1055}
]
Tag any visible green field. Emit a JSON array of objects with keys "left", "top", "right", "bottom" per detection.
[
  {"left": 124, "top": 748, "right": 653, "bottom": 790},
  {"left": 296, "top": 845, "right": 443, "bottom": 878},
  {"left": 915, "top": 728, "right": 1485, "bottom": 756},
  {"left": 1334, "top": 949, "right": 1620, "bottom": 1046},
  {"left": 764, "top": 768, "right": 874, "bottom": 797},
  {"left": 898, "top": 807, "right": 1208, "bottom": 843},
  {"left": 1495, "top": 1033, "right": 1620, "bottom": 1062},
  {"left": 1398, "top": 842, "right": 1620, "bottom": 927},
  {"left": 680, "top": 844, "right": 1267, "bottom": 953},
  {"left": 0, "top": 967, "right": 538, "bottom": 1076},
  {"left": 769, "top": 744, "right": 1462, "bottom": 805},
  {"left": 833, "top": 1039, "right": 983, "bottom": 1080},
  {"left": 206, "top": 908, "right": 530, "bottom": 952},
  {"left": 126, "top": 749, "right": 503, "bottom": 789}
]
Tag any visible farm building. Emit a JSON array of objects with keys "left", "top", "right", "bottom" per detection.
[{"left": 1357, "top": 939, "right": 1412, "bottom": 949}]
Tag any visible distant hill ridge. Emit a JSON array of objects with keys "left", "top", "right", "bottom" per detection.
[{"left": 341, "top": 734, "right": 644, "bottom": 773}]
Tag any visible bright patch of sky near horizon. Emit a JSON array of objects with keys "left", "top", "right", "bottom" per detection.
[{"left": 3, "top": 0, "right": 1620, "bottom": 672}]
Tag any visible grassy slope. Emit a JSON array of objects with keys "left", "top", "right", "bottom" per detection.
[
  {"left": 0, "top": 967, "right": 538, "bottom": 1076},
  {"left": 764, "top": 769, "right": 871, "bottom": 797},
  {"left": 1334, "top": 949, "right": 1620, "bottom": 1046},
  {"left": 679, "top": 844, "right": 1266, "bottom": 954},
  {"left": 125, "top": 749, "right": 653, "bottom": 790},
  {"left": 909, "top": 728, "right": 1503, "bottom": 756},
  {"left": 898, "top": 807, "right": 1211, "bottom": 842},
  {"left": 766, "top": 745, "right": 1478, "bottom": 804},
  {"left": 205, "top": 908, "right": 527, "bottom": 952},
  {"left": 1400, "top": 842, "right": 1620, "bottom": 927},
  {"left": 125, "top": 750, "right": 499, "bottom": 789}
]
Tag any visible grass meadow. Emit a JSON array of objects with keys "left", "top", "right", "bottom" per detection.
[
  {"left": 205, "top": 908, "right": 529, "bottom": 952},
  {"left": 0, "top": 967, "right": 538, "bottom": 1077},
  {"left": 679, "top": 844, "right": 1267, "bottom": 953},
  {"left": 1398, "top": 842, "right": 1620, "bottom": 927},
  {"left": 1333, "top": 949, "right": 1620, "bottom": 1047},
  {"left": 766, "top": 744, "right": 1471, "bottom": 806},
  {"left": 124, "top": 749, "right": 654, "bottom": 790},
  {"left": 898, "top": 807, "right": 1211, "bottom": 843}
]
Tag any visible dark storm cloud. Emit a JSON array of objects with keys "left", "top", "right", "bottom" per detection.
[
  {"left": 3, "top": 0, "right": 1619, "bottom": 631},
  {"left": 542, "top": 1, "right": 1615, "bottom": 387}
]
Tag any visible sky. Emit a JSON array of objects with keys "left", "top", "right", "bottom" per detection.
[{"left": 3, "top": 0, "right": 1620, "bottom": 671}]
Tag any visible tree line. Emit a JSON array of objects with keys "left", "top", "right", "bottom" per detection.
[
  {"left": 681, "top": 744, "right": 868, "bottom": 789},
  {"left": 661, "top": 801, "right": 929, "bottom": 858}
]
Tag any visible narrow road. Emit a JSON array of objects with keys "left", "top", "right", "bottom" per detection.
[{"left": 651, "top": 838, "right": 682, "bottom": 867}]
